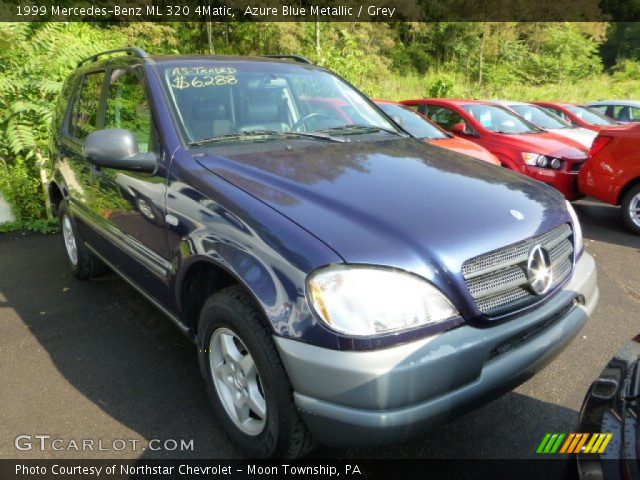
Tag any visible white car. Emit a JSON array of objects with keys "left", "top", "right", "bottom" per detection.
[{"left": 494, "top": 100, "right": 597, "bottom": 149}]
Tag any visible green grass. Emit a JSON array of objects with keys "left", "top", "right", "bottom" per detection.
[
  {"left": 0, "top": 218, "right": 59, "bottom": 235},
  {"left": 362, "top": 72, "right": 640, "bottom": 103}
]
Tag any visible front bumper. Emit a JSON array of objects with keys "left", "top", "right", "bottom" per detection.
[
  {"left": 275, "top": 253, "right": 598, "bottom": 448},
  {"left": 525, "top": 165, "right": 584, "bottom": 201}
]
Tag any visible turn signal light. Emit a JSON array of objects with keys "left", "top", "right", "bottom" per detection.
[{"left": 589, "top": 136, "right": 612, "bottom": 158}]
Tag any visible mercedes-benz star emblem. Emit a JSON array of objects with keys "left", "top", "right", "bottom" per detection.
[
  {"left": 526, "top": 245, "right": 553, "bottom": 295},
  {"left": 510, "top": 209, "right": 525, "bottom": 221}
]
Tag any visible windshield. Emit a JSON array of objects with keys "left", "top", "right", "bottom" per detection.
[
  {"left": 461, "top": 104, "right": 540, "bottom": 134},
  {"left": 565, "top": 105, "right": 617, "bottom": 126},
  {"left": 509, "top": 104, "right": 572, "bottom": 129},
  {"left": 159, "top": 61, "right": 399, "bottom": 144},
  {"left": 376, "top": 103, "right": 447, "bottom": 139}
]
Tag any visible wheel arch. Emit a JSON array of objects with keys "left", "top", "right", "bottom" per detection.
[
  {"left": 48, "top": 181, "right": 64, "bottom": 216},
  {"left": 617, "top": 177, "right": 640, "bottom": 206},
  {"left": 176, "top": 255, "right": 283, "bottom": 339},
  {"left": 495, "top": 152, "right": 519, "bottom": 171}
]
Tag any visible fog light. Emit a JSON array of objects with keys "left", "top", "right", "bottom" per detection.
[{"left": 550, "top": 158, "right": 562, "bottom": 169}]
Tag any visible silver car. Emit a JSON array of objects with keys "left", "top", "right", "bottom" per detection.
[{"left": 585, "top": 100, "right": 640, "bottom": 124}]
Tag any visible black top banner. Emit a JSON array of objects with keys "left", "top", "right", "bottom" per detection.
[{"left": 1, "top": 0, "right": 639, "bottom": 22}]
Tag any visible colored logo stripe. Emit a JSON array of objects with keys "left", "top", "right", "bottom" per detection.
[{"left": 537, "top": 433, "right": 612, "bottom": 454}]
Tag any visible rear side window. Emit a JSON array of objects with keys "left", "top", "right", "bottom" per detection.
[
  {"left": 105, "top": 69, "right": 152, "bottom": 153},
  {"left": 68, "top": 72, "right": 105, "bottom": 140}
]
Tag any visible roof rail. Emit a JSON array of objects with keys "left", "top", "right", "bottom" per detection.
[
  {"left": 78, "top": 47, "right": 149, "bottom": 67},
  {"left": 263, "top": 55, "right": 314, "bottom": 65}
]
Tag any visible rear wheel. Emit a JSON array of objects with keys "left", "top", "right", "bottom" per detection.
[
  {"left": 58, "top": 200, "right": 108, "bottom": 279},
  {"left": 198, "top": 285, "right": 315, "bottom": 458},
  {"left": 621, "top": 184, "right": 640, "bottom": 235}
]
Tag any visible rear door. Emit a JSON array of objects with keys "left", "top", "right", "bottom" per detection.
[{"left": 59, "top": 69, "right": 117, "bottom": 258}]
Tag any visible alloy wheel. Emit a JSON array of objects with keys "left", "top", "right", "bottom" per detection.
[
  {"left": 629, "top": 193, "right": 640, "bottom": 228},
  {"left": 62, "top": 215, "right": 78, "bottom": 266},
  {"left": 209, "top": 327, "right": 267, "bottom": 436}
]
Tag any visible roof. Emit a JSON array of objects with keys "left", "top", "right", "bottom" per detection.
[
  {"left": 78, "top": 49, "right": 318, "bottom": 69},
  {"left": 491, "top": 100, "right": 529, "bottom": 106},
  {"left": 149, "top": 54, "right": 310, "bottom": 64},
  {"left": 402, "top": 98, "right": 496, "bottom": 106},
  {"left": 532, "top": 101, "right": 576, "bottom": 107},
  {"left": 584, "top": 100, "right": 640, "bottom": 107}
]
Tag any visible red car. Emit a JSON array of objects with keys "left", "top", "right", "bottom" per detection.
[
  {"left": 579, "top": 123, "right": 640, "bottom": 234},
  {"left": 401, "top": 98, "right": 589, "bottom": 200},
  {"left": 374, "top": 100, "right": 499, "bottom": 165},
  {"left": 531, "top": 101, "right": 618, "bottom": 132}
]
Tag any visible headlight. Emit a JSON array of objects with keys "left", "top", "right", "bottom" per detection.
[
  {"left": 522, "top": 152, "right": 545, "bottom": 166},
  {"left": 550, "top": 158, "right": 562, "bottom": 169},
  {"left": 566, "top": 201, "right": 584, "bottom": 254},
  {"left": 307, "top": 266, "right": 460, "bottom": 336}
]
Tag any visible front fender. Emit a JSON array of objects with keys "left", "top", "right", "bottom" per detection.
[{"left": 165, "top": 153, "right": 344, "bottom": 347}]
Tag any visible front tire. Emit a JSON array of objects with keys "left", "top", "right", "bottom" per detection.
[
  {"left": 58, "top": 200, "right": 108, "bottom": 279},
  {"left": 621, "top": 184, "right": 640, "bottom": 235},
  {"left": 197, "top": 285, "right": 315, "bottom": 458}
]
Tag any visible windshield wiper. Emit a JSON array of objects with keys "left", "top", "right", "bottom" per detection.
[
  {"left": 189, "top": 129, "right": 345, "bottom": 146},
  {"left": 492, "top": 129, "right": 515, "bottom": 134},
  {"left": 316, "top": 123, "right": 406, "bottom": 137}
]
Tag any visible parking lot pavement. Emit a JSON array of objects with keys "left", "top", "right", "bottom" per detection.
[{"left": 0, "top": 198, "right": 638, "bottom": 465}]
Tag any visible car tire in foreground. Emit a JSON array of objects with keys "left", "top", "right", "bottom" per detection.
[
  {"left": 621, "top": 184, "right": 640, "bottom": 235},
  {"left": 58, "top": 200, "right": 108, "bottom": 279},
  {"left": 197, "top": 285, "right": 316, "bottom": 458}
]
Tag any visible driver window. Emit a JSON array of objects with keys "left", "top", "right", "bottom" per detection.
[
  {"left": 427, "top": 107, "right": 465, "bottom": 131},
  {"left": 613, "top": 105, "right": 633, "bottom": 122},
  {"left": 105, "top": 69, "right": 152, "bottom": 153},
  {"left": 548, "top": 108, "right": 571, "bottom": 124}
]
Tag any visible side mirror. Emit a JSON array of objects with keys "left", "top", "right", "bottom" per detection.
[
  {"left": 84, "top": 129, "right": 156, "bottom": 172},
  {"left": 451, "top": 123, "right": 467, "bottom": 135}
]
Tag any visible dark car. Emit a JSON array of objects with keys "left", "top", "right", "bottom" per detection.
[
  {"left": 578, "top": 335, "right": 640, "bottom": 479},
  {"left": 49, "top": 48, "right": 598, "bottom": 458}
]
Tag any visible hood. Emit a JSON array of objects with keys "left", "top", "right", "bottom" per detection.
[
  {"left": 495, "top": 131, "right": 588, "bottom": 159},
  {"left": 195, "top": 137, "right": 569, "bottom": 291},
  {"left": 546, "top": 128, "right": 597, "bottom": 149},
  {"left": 427, "top": 137, "right": 500, "bottom": 165}
]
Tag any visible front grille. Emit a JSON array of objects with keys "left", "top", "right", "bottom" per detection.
[
  {"left": 462, "top": 223, "right": 574, "bottom": 316},
  {"left": 486, "top": 300, "right": 577, "bottom": 361},
  {"left": 570, "top": 163, "right": 583, "bottom": 172}
]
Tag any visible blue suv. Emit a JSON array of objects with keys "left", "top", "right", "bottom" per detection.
[{"left": 49, "top": 48, "right": 598, "bottom": 458}]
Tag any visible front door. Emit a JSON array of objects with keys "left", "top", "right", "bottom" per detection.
[{"left": 96, "top": 66, "right": 172, "bottom": 301}]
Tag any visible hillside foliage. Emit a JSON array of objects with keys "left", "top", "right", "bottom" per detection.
[{"left": 0, "top": 21, "right": 638, "bottom": 230}]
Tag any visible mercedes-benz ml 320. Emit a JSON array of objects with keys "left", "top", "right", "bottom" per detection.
[{"left": 49, "top": 48, "right": 598, "bottom": 458}]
